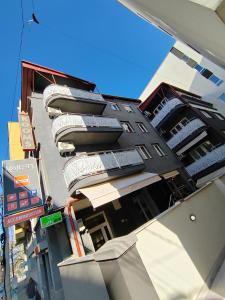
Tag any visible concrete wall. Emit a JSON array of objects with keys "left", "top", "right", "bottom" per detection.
[
  {"left": 140, "top": 41, "right": 225, "bottom": 115},
  {"left": 135, "top": 177, "right": 225, "bottom": 300}
]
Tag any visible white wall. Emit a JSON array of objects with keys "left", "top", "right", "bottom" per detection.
[
  {"left": 135, "top": 178, "right": 225, "bottom": 299},
  {"left": 118, "top": 0, "right": 225, "bottom": 67},
  {"left": 140, "top": 41, "right": 225, "bottom": 115}
]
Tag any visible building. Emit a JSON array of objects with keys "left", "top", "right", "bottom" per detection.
[
  {"left": 10, "top": 61, "right": 194, "bottom": 300},
  {"left": 140, "top": 41, "right": 225, "bottom": 115},
  {"left": 139, "top": 82, "right": 225, "bottom": 187},
  {"left": 118, "top": 0, "right": 225, "bottom": 68}
]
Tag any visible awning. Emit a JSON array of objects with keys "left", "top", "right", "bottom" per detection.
[
  {"left": 78, "top": 172, "right": 161, "bottom": 208},
  {"left": 161, "top": 170, "right": 179, "bottom": 180}
]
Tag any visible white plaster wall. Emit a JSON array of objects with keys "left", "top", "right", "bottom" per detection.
[
  {"left": 140, "top": 41, "right": 225, "bottom": 115},
  {"left": 135, "top": 179, "right": 225, "bottom": 300}
]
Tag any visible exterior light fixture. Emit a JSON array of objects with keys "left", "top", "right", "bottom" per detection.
[{"left": 190, "top": 214, "right": 196, "bottom": 221}]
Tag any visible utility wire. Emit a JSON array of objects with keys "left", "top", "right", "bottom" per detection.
[{"left": 6, "top": 0, "right": 25, "bottom": 159}]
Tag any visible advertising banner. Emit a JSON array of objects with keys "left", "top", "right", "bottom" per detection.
[
  {"left": 2, "top": 158, "right": 44, "bottom": 225},
  {"left": 18, "top": 113, "right": 35, "bottom": 151}
]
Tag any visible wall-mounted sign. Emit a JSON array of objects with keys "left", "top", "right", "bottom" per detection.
[
  {"left": 4, "top": 206, "right": 45, "bottom": 228},
  {"left": 18, "top": 113, "right": 35, "bottom": 151},
  {"left": 2, "top": 159, "right": 44, "bottom": 225},
  {"left": 40, "top": 211, "right": 62, "bottom": 229}
]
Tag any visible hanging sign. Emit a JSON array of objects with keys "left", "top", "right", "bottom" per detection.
[
  {"left": 40, "top": 211, "right": 62, "bottom": 229},
  {"left": 2, "top": 158, "right": 44, "bottom": 226},
  {"left": 18, "top": 113, "right": 35, "bottom": 151}
]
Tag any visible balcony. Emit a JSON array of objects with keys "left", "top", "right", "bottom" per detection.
[
  {"left": 44, "top": 84, "right": 106, "bottom": 115},
  {"left": 52, "top": 114, "right": 123, "bottom": 145},
  {"left": 167, "top": 119, "right": 206, "bottom": 150},
  {"left": 151, "top": 98, "right": 184, "bottom": 128},
  {"left": 185, "top": 144, "right": 225, "bottom": 176},
  {"left": 63, "top": 149, "right": 144, "bottom": 193}
]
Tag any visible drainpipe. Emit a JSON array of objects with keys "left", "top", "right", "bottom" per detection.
[{"left": 65, "top": 198, "right": 84, "bottom": 257}]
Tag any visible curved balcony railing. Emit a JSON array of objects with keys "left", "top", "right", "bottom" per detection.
[
  {"left": 167, "top": 119, "right": 206, "bottom": 149},
  {"left": 64, "top": 149, "right": 144, "bottom": 190},
  {"left": 43, "top": 84, "right": 106, "bottom": 107},
  {"left": 151, "top": 98, "right": 183, "bottom": 127},
  {"left": 185, "top": 144, "right": 225, "bottom": 176},
  {"left": 52, "top": 114, "right": 122, "bottom": 140}
]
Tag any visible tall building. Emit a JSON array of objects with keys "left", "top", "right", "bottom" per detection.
[
  {"left": 139, "top": 82, "right": 225, "bottom": 187},
  {"left": 118, "top": 0, "right": 225, "bottom": 68},
  {"left": 11, "top": 61, "right": 193, "bottom": 300},
  {"left": 140, "top": 41, "right": 225, "bottom": 115}
]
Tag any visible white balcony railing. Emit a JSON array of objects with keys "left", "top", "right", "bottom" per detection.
[
  {"left": 167, "top": 119, "right": 206, "bottom": 149},
  {"left": 43, "top": 84, "right": 105, "bottom": 106},
  {"left": 64, "top": 149, "right": 144, "bottom": 189},
  {"left": 151, "top": 98, "right": 183, "bottom": 127},
  {"left": 186, "top": 144, "right": 225, "bottom": 176},
  {"left": 52, "top": 114, "right": 122, "bottom": 139}
]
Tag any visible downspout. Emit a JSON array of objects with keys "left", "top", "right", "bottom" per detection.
[{"left": 67, "top": 198, "right": 82, "bottom": 257}]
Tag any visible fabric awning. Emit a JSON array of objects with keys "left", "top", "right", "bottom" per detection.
[
  {"left": 161, "top": 170, "right": 179, "bottom": 180},
  {"left": 78, "top": 172, "right": 161, "bottom": 208}
]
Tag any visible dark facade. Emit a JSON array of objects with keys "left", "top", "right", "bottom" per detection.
[
  {"left": 20, "top": 63, "right": 193, "bottom": 300},
  {"left": 140, "top": 83, "right": 225, "bottom": 185}
]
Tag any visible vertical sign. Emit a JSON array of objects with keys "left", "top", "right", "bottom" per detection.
[
  {"left": 2, "top": 159, "right": 44, "bottom": 226},
  {"left": 18, "top": 113, "right": 35, "bottom": 151}
]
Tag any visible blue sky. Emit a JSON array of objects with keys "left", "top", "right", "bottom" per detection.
[{"left": 0, "top": 0, "right": 174, "bottom": 167}]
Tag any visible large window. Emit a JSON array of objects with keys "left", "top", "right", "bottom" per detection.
[
  {"left": 189, "top": 140, "right": 214, "bottom": 161},
  {"left": 136, "top": 145, "right": 152, "bottom": 160},
  {"left": 152, "top": 144, "right": 166, "bottom": 157},
  {"left": 219, "top": 93, "right": 225, "bottom": 102},
  {"left": 136, "top": 122, "right": 148, "bottom": 133},
  {"left": 121, "top": 121, "right": 134, "bottom": 133},
  {"left": 153, "top": 98, "right": 168, "bottom": 116}
]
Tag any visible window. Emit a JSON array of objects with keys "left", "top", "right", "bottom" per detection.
[
  {"left": 170, "top": 47, "right": 184, "bottom": 59},
  {"left": 152, "top": 144, "right": 166, "bottom": 157},
  {"left": 217, "top": 80, "right": 224, "bottom": 86},
  {"left": 195, "top": 64, "right": 204, "bottom": 73},
  {"left": 201, "top": 110, "right": 212, "bottom": 118},
  {"left": 136, "top": 145, "right": 152, "bottom": 160},
  {"left": 123, "top": 104, "right": 134, "bottom": 113},
  {"left": 153, "top": 98, "right": 168, "bottom": 115},
  {"left": 214, "top": 113, "right": 224, "bottom": 120},
  {"left": 201, "top": 69, "right": 213, "bottom": 79},
  {"left": 219, "top": 93, "right": 225, "bottom": 102},
  {"left": 121, "top": 121, "right": 134, "bottom": 133},
  {"left": 189, "top": 140, "right": 214, "bottom": 162},
  {"left": 186, "top": 58, "right": 197, "bottom": 68},
  {"left": 137, "top": 122, "right": 148, "bottom": 133},
  {"left": 111, "top": 103, "right": 120, "bottom": 111},
  {"left": 209, "top": 74, "right": 220, "bottom": 85},
  {"left": 170, "top": 117, "right": 189, "bottom": 136}
]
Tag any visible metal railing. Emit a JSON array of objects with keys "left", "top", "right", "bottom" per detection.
[
  {"left": 43, "top": 84, "right": 105, "bottom": 106},
  {"left": 167, "top": 119, "right": 206, "bottom": 149},
  {"left": 186, "top": 144, "right": 225, "bottom": 176},
  {"left": 52, "top": 114, "right": 122, "bottom": 139},
  {"left": 63, "top": 149, "right": 144, "bottom": 189},
  {"left": 151, "top": 98, "right": 183, "bottom": 127}
]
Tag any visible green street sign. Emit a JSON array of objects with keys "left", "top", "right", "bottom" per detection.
[{"left": 40, "top": 211, "right": 62, "bottom": 228}]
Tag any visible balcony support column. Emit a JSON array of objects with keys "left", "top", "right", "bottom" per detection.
[{"left": 64, "top": 198, "right": 85, "bottom": 257}]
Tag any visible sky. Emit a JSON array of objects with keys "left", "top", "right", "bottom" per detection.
[{"left": 0, "top": 0, "right": 174, "bottom": 168}]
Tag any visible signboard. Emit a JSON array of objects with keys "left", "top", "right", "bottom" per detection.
[
  {"left": 4, "top": 206, "right": 45, "bottom": 227},
  {"left": 2, "top": 158, "right": 44, "bottom": 220},
  {"left": 18, "top": 113, "right": 35, "bottom": 151},
  {"left": 40, "top": 211, "right": 62, "bottom": 228}
]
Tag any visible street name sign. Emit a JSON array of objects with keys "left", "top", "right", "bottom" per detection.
[{"left": 40, "top": 211, "right": 63, "bottom": 229}]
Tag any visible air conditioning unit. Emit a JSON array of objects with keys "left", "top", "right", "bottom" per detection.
[
  {"left": 47, "top": 107, "right": 62, "bottom": 118},
  {"left": 57, "top": 142, "right": 75, "bottom": 155}
]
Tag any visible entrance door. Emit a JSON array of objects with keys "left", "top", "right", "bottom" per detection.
[{"left": 84, "top": 212, "right": 113, "bottom": 251}]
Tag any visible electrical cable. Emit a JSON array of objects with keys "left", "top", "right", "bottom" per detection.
[{"left": 6, "top": 0, "right": 25, "bottom": 159}]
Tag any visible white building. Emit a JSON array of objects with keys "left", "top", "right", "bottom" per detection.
[
  {"left": 118, "top": 0, "right": 225, "bottom": 68},
  {"left": 140, "top": 41, "right": 225, "bottom": 114}
]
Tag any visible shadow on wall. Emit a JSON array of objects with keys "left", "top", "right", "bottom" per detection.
[{"left": 135, "top": 176, "right": 225, "bottom": 300}]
